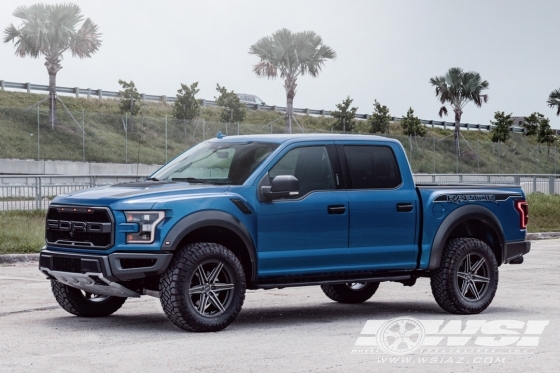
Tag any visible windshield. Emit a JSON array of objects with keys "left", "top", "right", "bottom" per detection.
[{"left": 150, "top": 141, "right": 278, "bottom": 185}]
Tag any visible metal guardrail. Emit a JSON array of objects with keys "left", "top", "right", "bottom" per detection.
[
  {"left": 414, "top": 174, "right": 560, "bottom": 195},
  {"left": 0, "top": 175, "right": 146, "bottom": 210},
  {"left": 0, "top": 173, "right": 558, "bottom": 211},
  {"left": 1, "top": 79, "right": 518, "bottom": 132}
]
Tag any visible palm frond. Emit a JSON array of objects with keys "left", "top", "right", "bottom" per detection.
[
  {"left": 547, "top": 88, "right": 560, "bottom": 115},
  {"left": 273, "top": 28, "right": 294, "bottom": 52},
  {"left": 548, "top": 88, "right": 560, "bottom": 101},
  {"left": 12, "top": 4, "right": 35, "bottom": 20},
  {"left": 316, "top": 44, "right": 336, "bottom": 60},
  {"left": 69, "top": 18, "right": 101, "bottom": 58},
  {"left": 253, "top": 61, "right": 278, "bottom": 79},
  {"left": 248, "top": 36, "right": 274, "bottom": 57},
  {"left": 3, "top": 23, "right": 20, "bottom": 43}
]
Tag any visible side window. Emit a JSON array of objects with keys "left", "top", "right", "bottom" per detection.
[
  {"left": 269, "top": 146, "right": 334, "bottom": 197},
  {"left": 344, "top": 146, "right": 402, "bottom": 189}
]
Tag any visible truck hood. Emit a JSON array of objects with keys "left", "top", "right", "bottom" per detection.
[{"left": 51, "top": 181, "right": 231, "bottom": 210}]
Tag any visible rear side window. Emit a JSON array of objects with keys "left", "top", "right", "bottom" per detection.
[{"left": 343, "top": 146, "right": 402, "bottom": 189}]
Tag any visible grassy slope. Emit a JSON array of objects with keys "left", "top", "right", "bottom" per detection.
[
  {"left": 0, "top": 90, "right": 338, "bottom": 165},
  {"left": 1, "top": 90, "right": 558, "bottom": 172}
]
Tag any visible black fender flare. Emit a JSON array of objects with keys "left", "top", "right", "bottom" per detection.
[
  {"left": 161, "top": 210, "right": 257, "bottom": 281},
  {"left": 427, "top": 204, "right": 505, "bottom": 270}
]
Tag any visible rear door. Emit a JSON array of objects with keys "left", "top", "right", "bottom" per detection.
[{"left": 337, "top": 142, "right": 419, "bottom": 270}]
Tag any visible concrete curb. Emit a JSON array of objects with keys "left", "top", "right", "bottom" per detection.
[
  {"left": 0, "top": 253, "right": 39, "bottom": 264},
  {"left": 526, "top": 232, "right": 560, "bottom": 240},
  {"left": 1, "top": 232, "right": 558, "bottom": 264}
]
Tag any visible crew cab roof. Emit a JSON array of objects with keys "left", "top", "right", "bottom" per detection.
[{"left": 207, "top": 133, "right": 401, "bottom": 145}]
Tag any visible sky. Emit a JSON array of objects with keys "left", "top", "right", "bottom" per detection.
[{"left": 1, "top": 0, "right": 559, "bottom": 128}]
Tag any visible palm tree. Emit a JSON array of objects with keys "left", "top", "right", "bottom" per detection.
[
  {"left": 249, "top": 28, "right": 336, "bottom": 133},
  {"left": 547, "top": 88, "right": 560, "bottom": 116},
  {"left": 429, "top": 67, "right": 489, "bottom": 152},
  {"left": 3, "top": 3, "right": 101, "bottom": 126}
]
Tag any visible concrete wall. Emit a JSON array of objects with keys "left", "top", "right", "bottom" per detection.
[{"left": 0, "top": 159, "right": 162, "bottom": 175}]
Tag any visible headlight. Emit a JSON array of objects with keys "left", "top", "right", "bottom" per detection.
[{"left": 124, "top": 211, "right": 165, "bottom": 244}]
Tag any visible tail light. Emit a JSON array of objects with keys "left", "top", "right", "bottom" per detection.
[{"left": 515, "top": 200, "right": 528, "bottom": 229}]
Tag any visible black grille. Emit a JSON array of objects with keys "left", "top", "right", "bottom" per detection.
[
  {"left": 47, "top": 208, "right": 110, "bottom": 223},
  {"left": 53, "top": 257, "right": 81, "bottom": 273},
  {"left": 46, "top": 206, "right": 113, "bottom": 250}
]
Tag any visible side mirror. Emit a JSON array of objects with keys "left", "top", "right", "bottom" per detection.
[{"left": 261, "top": 175, "right": 299, "bottom": 201}]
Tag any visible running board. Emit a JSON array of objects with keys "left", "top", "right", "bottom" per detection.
[{"left": 256, "top": 274, "right": 412, "bottom": 289}]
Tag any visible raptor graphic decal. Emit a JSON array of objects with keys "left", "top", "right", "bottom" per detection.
[{"left": 433, "top": 193, "right": 522, "bottom": 205}]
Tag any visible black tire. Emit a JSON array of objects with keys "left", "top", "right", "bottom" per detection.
[
  {"left": 159, "top": 242, "right": 246, "bottom": 332},
  {"left": 430, "top": 237, "right": 499, "bottom": 314},
  {"left": 51, "top": 280, "right": 127, "bottom": 317},
  {"left": 320, "top": 282, "right": 380, "bottom": 304}
]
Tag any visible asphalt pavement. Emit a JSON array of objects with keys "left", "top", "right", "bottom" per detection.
[{"left": 0, "top": 239, "right": 558, "bottom": 373}]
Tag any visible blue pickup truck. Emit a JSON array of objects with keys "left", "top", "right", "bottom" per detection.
[{"left": 39, "top": 134, "right": 530, "bottom": 332}]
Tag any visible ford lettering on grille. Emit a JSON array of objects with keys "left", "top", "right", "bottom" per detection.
[
  {"left": 45, "top": 206, "right": 114, "bottom": 250},
  {"left": 47, "top": 220, "right": 112, "bottom": 233}
]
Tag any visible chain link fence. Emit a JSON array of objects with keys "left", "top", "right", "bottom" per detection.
[
  {"left": 0, "top": 106, "right": 557, "bottom": 174},
  {"left": 0, "top": 106, "right": 333, "bottom": 165},
  {"left": 394, "top": 133, "right": 558, "bottom": 174}
]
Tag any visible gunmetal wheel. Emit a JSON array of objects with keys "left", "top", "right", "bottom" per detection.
[
  {"left": 189, "top": 259, "right": 236, "bottom": 317},
  {"left": 51, "top": 280, "right": 126, "bottom": 317},
  {"left": 160, "top": 242, "right": 246, "bottom": 332},
  {"left": 457, "top": 252, "right": 491, "bottom": 301},
  {"left": 431, "top": 237, "right": 499, "bottom": 314},
  {"left": 321, "top": 282, "right": 380, "bottom": 304}
]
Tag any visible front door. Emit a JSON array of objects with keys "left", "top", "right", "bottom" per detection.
[{"left": 256, "top": 144, "right": 349, "bottom": 277}]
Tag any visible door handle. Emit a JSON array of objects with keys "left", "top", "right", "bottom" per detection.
[
  {"left": 328, "top": 205, "right": 346, "bottom": 214},
  {"left": 396, "top": 203, "right": 413, "bottom": 212}
]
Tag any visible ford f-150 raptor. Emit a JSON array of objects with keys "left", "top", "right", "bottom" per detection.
[{"left": 39, "top": 134, "right": 530, "bottom": 332}]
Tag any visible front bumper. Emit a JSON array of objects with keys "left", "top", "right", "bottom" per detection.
[
  {"left": 39, "top": 249, "right": 172, "bottom": 297},
  {"left": 504, "top": 240, "right": 531, "bottom": 263}
]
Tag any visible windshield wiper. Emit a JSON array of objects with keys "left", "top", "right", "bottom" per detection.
[
  {"left": 146, "top": 177, "right": 159, "bottom": 181},
  {"left": 172, "top": 177, "right": 211, "bottom": 184}
]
